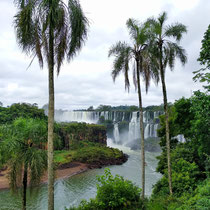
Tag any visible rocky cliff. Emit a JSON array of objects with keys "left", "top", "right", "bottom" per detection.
[{"left": 56, "top": 122, "right": 107, "bottom": 150}]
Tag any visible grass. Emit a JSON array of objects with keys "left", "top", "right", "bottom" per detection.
[{"left": 54, "top": 150, "right": 74, "bottom": 164}]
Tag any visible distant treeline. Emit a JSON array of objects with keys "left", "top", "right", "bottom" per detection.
[
  {"left": 0, "top": 103, "right": 47, "bottom": 124},
  {"left": 77, "top": 104, "right": 165, "bottom": 112}
]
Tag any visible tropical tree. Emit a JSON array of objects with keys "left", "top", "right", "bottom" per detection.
[
  {"left": 0, "top": 118, "right": 48, "bottom": 210},
  {"left": 148, "top": 12, "right": 187, "bottom": 194},
  {"left": 14, "top": 1, "right": 89, "bottom": 209},
  {"left": 108, "top": 18, "right": 158, "bottom": 199},
  {"left": 193, "top": 24, "right": 210, "bottom": 91}
]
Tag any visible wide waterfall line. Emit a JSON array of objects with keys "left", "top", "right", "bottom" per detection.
[{"left": 55, "top": 110, "right": 162, "bottom": 143}]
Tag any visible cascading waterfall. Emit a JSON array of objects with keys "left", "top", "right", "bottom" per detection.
[
  {"left": 54, "top": 110, "right": 162, "bottom": 144},
  {"left": 113, "top": 123, "right": 120, "bottom": 143},
  {"left": 128, "top": 112, "right": 139, "bottom": 141}
]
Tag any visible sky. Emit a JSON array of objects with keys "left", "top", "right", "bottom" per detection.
[{"left": 0, "top": 0, "right": 209, "bottom": 110}]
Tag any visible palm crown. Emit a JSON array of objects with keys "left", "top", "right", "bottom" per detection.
[
  {"left": 148, "top": 12, "right": 187, "bottom": 71},
  {"left": 14, "top": 0, "right": 89, "bottom": 74},
  {"left": 108, "top": 18, "right": 158, "bottom": 92}
]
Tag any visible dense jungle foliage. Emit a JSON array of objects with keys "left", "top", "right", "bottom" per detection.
[{"left": 68, "top": 90, "right": 210, "bottom": 210}]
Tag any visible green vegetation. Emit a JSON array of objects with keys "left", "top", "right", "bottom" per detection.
[
  {"left": 54, "top": 140, "right": 124, "bottom": 165},
  {"left": 54, "top": 150, "right": 73, "bottom": 165},
  {"left": 193, "top": 24, "right": 210, "bottom": 91},
  {"left": 0, "top": 107, "right": 126, "bottom": 209},
  {"left": 56, "top": 122, "right": 107, "bottom": 149},
  {"left": 67, "top": 169, "right": 144, "bottom": 210},
  {"left": 0, "top": 103, "right": 47, "bottom": 124},
  {"left": 0, "top": 118, "right": 48, "bottom": 210},
  {"left": 72, "top": 144, "right": 123, "bottom": 164},
  {"left": 0, "top": 2, "right": 209, "bottom": 209},
  {"left": 95, "top": 105, "right": 139, "bottom": 112},
  {"left": 147, "top": 90, "right": 210, "bottom": 209},
  {"left": 85, "top": 104, "right": 163, "bottom": 112}
]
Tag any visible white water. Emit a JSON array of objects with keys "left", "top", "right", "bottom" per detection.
[
  {"left": 113, "top": 124, "right": 120, "bottom": 143},
  {"left": 55, "top": 110, "right": 162, "bottom": 143}
]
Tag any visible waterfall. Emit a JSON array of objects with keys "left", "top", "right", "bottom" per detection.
[
  {"left": 128, "top": 112, "right": 139, "bottom": 141},
  {"left": 54, "top": 110, "right": 162, "bottom": 143},
  {"left": 154, "top": 124, "right": 159, "bottom": 137},
  {"left": 113, "top": 123, "right": 120, "bottom": 143},
  {"left": 144, "top": 124, "right": 150, "bottom": 139},
  {"left": 176, "top": 134, "right": 186, "bottom": 143},
  {"left": 56, "top": 111, "right": 100, "bottom": 124}
]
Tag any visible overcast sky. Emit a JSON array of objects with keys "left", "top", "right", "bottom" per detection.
[{"left": 0, "top": 0, "right": 209, "bottom": 110}]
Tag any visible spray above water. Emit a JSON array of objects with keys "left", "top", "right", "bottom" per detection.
[{"left": 54, "top": 110, "right": 162, "bottom": 148}]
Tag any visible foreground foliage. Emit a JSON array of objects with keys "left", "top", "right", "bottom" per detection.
[
  {"left": 150, "top": 90, "right": 210, "bottom": 209},
  {"left": 193, "top": 24, "right": 210, "bottom": 91},
  {"left": 0, "top": 118, "right": 47, "bottom": 210},
  {"left": 67, "top": 169, "right": 144, "bottom": 210}
]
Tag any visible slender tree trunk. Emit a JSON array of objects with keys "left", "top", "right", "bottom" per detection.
[
  {"left": 22, "top": 164, "right": 27, "bottom": 210},
  {"left": 136, "top": 59, "right": 145, "bottom": 199},
  {"left": 48, "top": 8, "right": 55, "bottom": 210},
  {"left": 159, "top": 46, "right": 173, "bottom": 195}
]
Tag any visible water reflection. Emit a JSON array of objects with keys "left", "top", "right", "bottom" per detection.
[{"left": 0, "top": 140, "right": 161, "bottom": 210}]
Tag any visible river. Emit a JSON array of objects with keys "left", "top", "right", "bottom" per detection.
[{"left": 0, "top": 139, "right": 161, "bottom": 210}]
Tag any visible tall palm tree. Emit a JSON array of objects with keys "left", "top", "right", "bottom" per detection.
[
  {"left": 108, "top": 19, "right": 158, "bottom": 199},
  {"left": 0, "top": 118, "right": 48, "bottom": 210},
  {"left": 14, "top": 1, "right": 89, "bottom": 209},
  {"left": 148, "top": 12, "right": 187, "bottom": 195}
]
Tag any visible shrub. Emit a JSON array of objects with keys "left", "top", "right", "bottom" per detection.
[
  {"left": 152, "top": 159, "right": 199, "bottom": 197},
  {"left": 67, "top": 169, "right": 144, "bottom": 210}
]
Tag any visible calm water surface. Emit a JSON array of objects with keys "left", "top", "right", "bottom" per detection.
[{"left": 0, "top": 139, "right": 161, "bottom": 210}]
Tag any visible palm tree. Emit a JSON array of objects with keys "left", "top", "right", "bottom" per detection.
[
  {"left": 1, "top": 118, "right": 48, "bottom": 210},
  {"left": 108, "top": 19, "right": 158, "bottom": 199},
  {"left": 14, "top": 1, "right": 89, "bottom": 209},
  {"left": 148, "top": 12, "right": 187, "bottom": 195}
]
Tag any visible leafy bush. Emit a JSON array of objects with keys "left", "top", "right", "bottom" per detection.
[
  {"left": 153, "top": 158, "right": 199, "bottom": 197},
  {"left": 177, "top": 178, "right": 210, "bottom": 210},
  {"left": 67, "top": 169, "right": 144, "bottom": 210}
]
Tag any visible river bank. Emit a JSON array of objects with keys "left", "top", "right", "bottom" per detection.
[{"left": 0, "top": 153, "right": 128, "bottom": 191}]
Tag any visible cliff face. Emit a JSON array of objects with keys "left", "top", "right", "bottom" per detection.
[{"left": 57, "top": 122, "right": 107, "bottom": 149}]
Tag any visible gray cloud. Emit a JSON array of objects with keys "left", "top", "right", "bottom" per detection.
[{"left": 0, "top": 0, "right": 208, "bottom": 110}]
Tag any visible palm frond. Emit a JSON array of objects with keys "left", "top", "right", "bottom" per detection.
[
  {"left": 126, "top": 18, "right": 139, "bottom": 44},
  {"left": 34, "top": 19, "right": 43, "bottom": 68},
  {"left": 8, "top": 155, "right": 23, "bottom": 192},
  {"left": 109, "top": 42, "right": 132, "bottom": 91},
  {"left": 166, "top": 42, "right": 187, "bottom": 69},
  {"left": 14, "top": 2, "right": 35, "bottom": 53},
  {"left": 28, "top": 148, "right": 47, "bottom": 187},
  {"left": 108, "top": 41, "right": 130, "bottom": 57},
  {"left": 54, "top": 5, "right": 68, "bottom": 74},
  {"left": 158, "top": 11, "right": 167, "bottom": 26},
  {"left": 67, "top": 0, "right": 89, "bottom": 60},
  {"left": 141, "top": 58, "right": 151, "bottom": 93},
  {"left": 165, "top": 23, "right": 187, "bottom": 41}
]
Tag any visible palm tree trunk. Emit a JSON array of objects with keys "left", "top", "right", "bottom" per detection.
[
  {"left": 48, "top": 8, "right": 55, "bottom": 210},
  {"left": 159, "top": 47, "right": 173, "bottom": 195},
  {"left": 22, "top": 164, "right": 27, "bottom": 210},
  {"left": 136, "top": 59, "right": 145, "bottom": 199}
]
